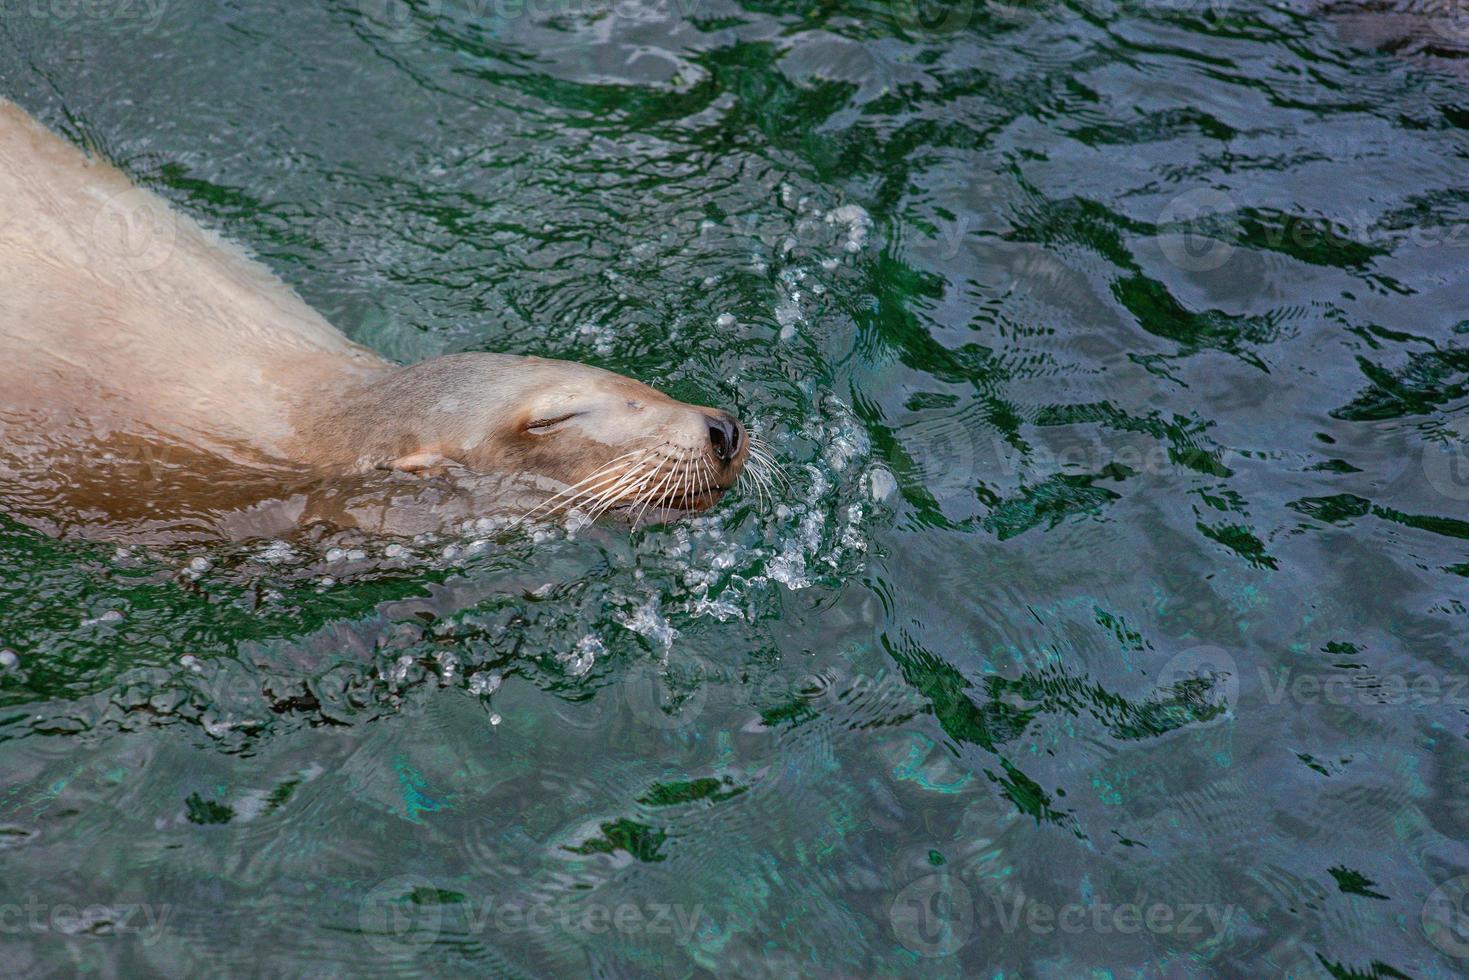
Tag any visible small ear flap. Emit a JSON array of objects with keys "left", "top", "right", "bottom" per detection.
[{"left": 379, "top": 451, "right": 450, "bottom": 475}]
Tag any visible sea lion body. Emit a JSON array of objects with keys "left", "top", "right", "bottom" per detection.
[
  {"left": 0, "top": 101, "right": 748, "bottom": 541},
  {"left": 0, "top": 100, "right": 383, "bottom": 463}
]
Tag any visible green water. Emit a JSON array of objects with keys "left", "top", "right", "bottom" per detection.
[{"left": 3, "top": 0, "right": 1469, "bottom": 975}]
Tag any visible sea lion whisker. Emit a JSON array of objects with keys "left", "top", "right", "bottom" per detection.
[
  {"left": 680, "top": 457, "right": 699, "bottom": 508},
  {"left": 695, "top": 455, "right": 734, "bottom": 511},
  {"left": 592, "top": 454, "right": 665, "bottom": 521},
  {"left": 680, "top": 454, "right": 699, "bottom": 509},
  {"left": 638, "top": 456, "right": 683, "bottom": 524},
  {"left": 666, "top": 453, "right": 698, "bottom": 512},
  {"left": 628, "top": 464, "right": 670, "bottom": 525},
  {"left": 747, "top": 444, "right": 788, "bottom": 492},
  {"left": 514, "top": 448, "right": 653, "bottom": 525},
  {"left": 681, "top": 455, "right": 699, "bottom": 505},
  {"left": 747, "top": 439, "right": 782, "bottom": 475},
  {"left": 524, "top": 447, "right": 648, "bottom": 506},
  {"left": 756, "top": 461, "right": 779, "bottom": 510},
  {"left": 588, "top": 460, "right": 658, "bottom": 521},
  {"left": 555, "top": 465, "right": 652, "bottom": 522},
  {"left": 521, "top": 465, "right": 640, "bottom": 523},
  {"left": 753, "top": 462, "right": 774, "bottom": 510},
  {"left": 665, "top": 455, "right": 688, "bottom": 512},
  {"left": 523, "top": 444, "right": 669, "bottom": 525},
  {"left": 746, "top": 458, "right": 773, "bottom": 512}
]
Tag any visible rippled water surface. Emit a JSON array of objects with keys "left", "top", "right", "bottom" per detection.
[{"left": 4, "top": 0, "right": 1469, "bottom": 975}]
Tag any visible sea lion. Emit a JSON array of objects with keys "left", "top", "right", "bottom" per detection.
[{"left": 0, "top": 99, "right": 754, "bottom": 542}]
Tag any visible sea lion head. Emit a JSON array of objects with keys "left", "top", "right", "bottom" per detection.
[{"left": 313, "top": 353, "right": 750, "bottom": 520}]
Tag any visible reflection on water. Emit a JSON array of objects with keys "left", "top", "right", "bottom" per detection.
[{"left": 2, "top": 0, "right": 1469, "bottom": 975}]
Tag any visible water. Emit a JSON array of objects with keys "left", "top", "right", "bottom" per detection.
[{"left": 2, "top": 0, "right": 1468, "bottom": 975}]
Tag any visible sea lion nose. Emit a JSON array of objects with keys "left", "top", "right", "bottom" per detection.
[{"left": 706, "top": 412, "right": 741, "bottom": 465}]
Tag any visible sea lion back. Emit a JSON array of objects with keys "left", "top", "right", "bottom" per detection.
[{"left": 0, "top": 100, "right": 383, "bottom": 459}]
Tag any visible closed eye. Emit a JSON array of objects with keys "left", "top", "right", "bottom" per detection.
[{"left": 525, "top": 412, "right": 582, "bottom": 434}]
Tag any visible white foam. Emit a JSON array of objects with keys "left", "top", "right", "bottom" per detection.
[
  {"left": 868, "top": 467, "right": 897, "bottom": 501},
  {"left": 575, "top": 320, "right": 617, "bottom": 356},
  {"left": 559, "top": 634, "right": 604, "bottom": 677},
  {"left": 648, "top": 397, "right": 876, "bottom": 621},
  {"left": 469, "top": 671, "right": 503, "bottom": 696},
  {"left": 825, "top": 204, "right": 873, "bottom": 252},
  {"left": 618, "top": 597, "right": 679, "bottom": 654},
  {"left": 387, "top": 654, "right": 416, "bottom": 684},
  {"left": 254, "top": 540, "right": 295, "bottom": 564}
]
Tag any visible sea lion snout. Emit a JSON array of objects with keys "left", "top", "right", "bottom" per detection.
[{"left": 704, "top": 411, "right": 743, "bottom": 467}]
